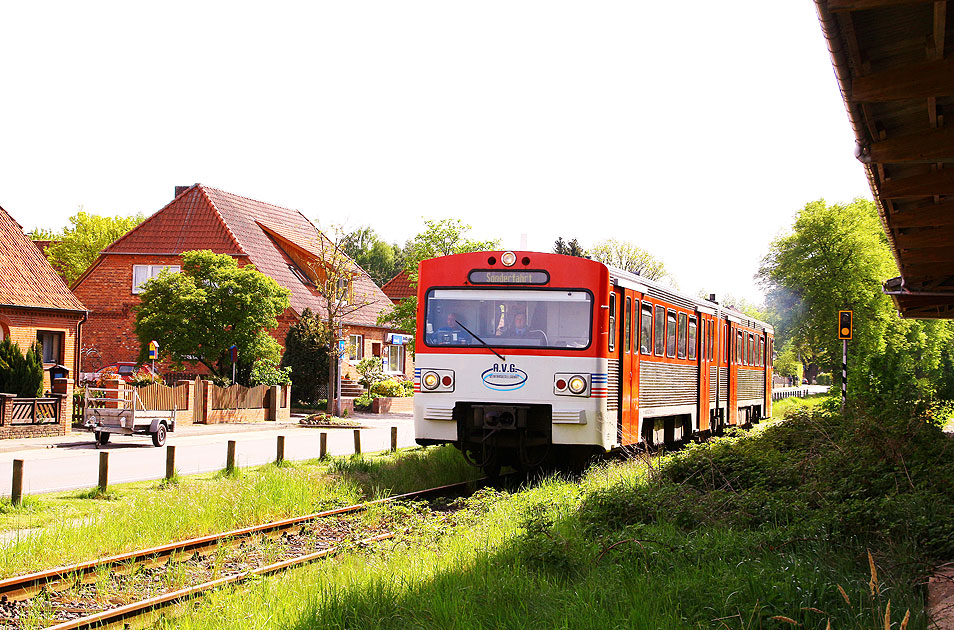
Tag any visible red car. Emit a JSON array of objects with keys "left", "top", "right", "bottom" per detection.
[{"left": 95, "top": 362, "right": 160, "bottom": 383}]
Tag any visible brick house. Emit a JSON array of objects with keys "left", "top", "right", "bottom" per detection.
[
  {"left": 72, "top": 184, "right": 412, "bottom": 383},
  {"left": 0, "top": 205, "right": 87, "bottom": 438}
]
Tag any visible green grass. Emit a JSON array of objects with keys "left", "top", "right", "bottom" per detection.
[
  {"left": 0, "top": 445, "right": 477, "bottom": 577},
  {"left": 157, "top": 401, "right": 950, "bottom": 629}
]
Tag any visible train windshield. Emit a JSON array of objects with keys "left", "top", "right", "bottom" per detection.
[{"left": 424, "top": 288, "right": 592, "bottom": 349}]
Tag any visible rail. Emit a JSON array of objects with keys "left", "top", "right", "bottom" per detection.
[{"left": 0, "top": 478, "right": 493, "bottom": 628}]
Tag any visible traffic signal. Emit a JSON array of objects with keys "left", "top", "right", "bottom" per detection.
[{"left": 838, "top": 310, "right": 852, "bottom": 340}]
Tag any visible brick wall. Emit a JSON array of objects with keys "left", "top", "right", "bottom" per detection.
[{"left": 340, "top": 324, "right": 414, "bottom": 381}]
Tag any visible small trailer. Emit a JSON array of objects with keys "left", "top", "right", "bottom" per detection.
[{"left": 83, "top": 387, "right": 175, "bottom": 447}]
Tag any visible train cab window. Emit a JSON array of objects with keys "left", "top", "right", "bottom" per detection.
[
  {"left": 654, "top": 305, "right": 665, "bottom": 355},
  {"left": 687, "top": 317, "right": 697, "bottom": 360},
  {"left": 608, "top": 293, "right": 616, "bottom": 352},
  {"left": 640, "top": 304, "right": 652, "bottom": 354},
  {"left": 666, "top": 310, "right": 677, "bottom": 357},
  {"left": 677, "top": 312, "right": 688, "bottom": 359},
  {"left": 624, "top": 297, "right": 631, "bottom": 353}
]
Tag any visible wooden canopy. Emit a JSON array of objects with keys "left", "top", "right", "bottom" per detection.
[{"left": 816, "top": 0, "right": 954, "bottom": 317}]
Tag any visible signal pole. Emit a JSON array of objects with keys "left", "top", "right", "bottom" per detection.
[{"left": 838, "top": 310, "right": 852, "bottom": 413}]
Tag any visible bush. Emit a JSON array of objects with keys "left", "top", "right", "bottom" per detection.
[
  {"left": 356, "top": 357, "right": 385, "bottom": 389},
  {"left": 401, "top": 380, "right": 414, "bottom": 396},
  {"left": 129, "top": 367, "right": 162, "bottom": 387},
  {"left": 354, "top": 392, "right": 374, "bottom": 410},
  {"left": 249, "top": 358, "right": 292, "bottom": 386},
  {"left": 370, "top": 379, "right": 405, "bottom": 398},
  {"left": 281, "top": 308, "right": 329, "bottom": 404},
  {"left": 0, "top": 338, "right": 43, "bottom": 397}
]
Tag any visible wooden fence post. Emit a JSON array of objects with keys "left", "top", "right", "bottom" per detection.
[
  {"left": 353, "top": 429, "right": 361, "bottom": 455},
  {"left": 320, "top": 432, "right": 327, "bottom": 459},
  {"left": 98, "top": 452, "right": 109, "bottom": 493},
  {"left": 165, "top": 445, "right": 176, "bottom": 480},
  {"left": 277, "top": 435, "right": 285, "bottom": 464},
  {"left": 390, "top": 426, "right": 398, "bottom": 452},
  {"left": 11, "top": 460, "right": 23, "bottom": 506},
  {"left": 226, "top": 440, "right": 236, "bottom": 472}
]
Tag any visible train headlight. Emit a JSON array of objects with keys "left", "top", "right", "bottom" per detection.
[
  {"left": 501, "top": 251, "right": 517, "bottom": 267},
  {"left": 567, "top": 375, "right": 587, "bottom": 394},
  {"left": 422, "top": 371, "right": 440, "bottom": 390}
]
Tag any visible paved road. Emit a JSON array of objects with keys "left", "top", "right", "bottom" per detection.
[{"left": 0, "top": 415, "right": 415, "bottom": 497}]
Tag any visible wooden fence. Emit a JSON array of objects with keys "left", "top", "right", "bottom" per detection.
[
  {"left": 10, "top": 398, "right": 60, "bottom": 425},
  {"left": 210, "top": 384, "right": 270, "bottom": 410},
  {"left": 136, "top": 381, "right": 192, "bottom": 411}
]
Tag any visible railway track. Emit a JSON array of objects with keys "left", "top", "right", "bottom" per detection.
[{"left": 0, "top": 479, "right": 491, "bottom": 629}]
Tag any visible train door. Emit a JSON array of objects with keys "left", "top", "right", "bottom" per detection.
[
  {"left": 697, "top": 314, "right": 711, "bottom": 432},
  {"left": 764, "top": 334, "right": 773, "bottom": 418},
  {"left": 617, "top": 290, "right": 637, "bottom": 445},
  {"left": 629, "top": 296, "right": 642, "bottom": 441},
  {"left": 728, "top": 323, "right": 739, "bottom": 425}
]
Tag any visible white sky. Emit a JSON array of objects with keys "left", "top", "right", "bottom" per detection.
[{"left": 0, "top": 1, "right": 871, "bottom": 304}]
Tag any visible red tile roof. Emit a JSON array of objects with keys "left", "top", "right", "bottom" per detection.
[
  {"left": 0, "top": 206, "right": 86, "bottom": 312},
  {"left": 93, "top": 184, "right": 393, "bottom": 328},
  {"left": 382, "top": 270, "right": 415, "bottom": 303}
]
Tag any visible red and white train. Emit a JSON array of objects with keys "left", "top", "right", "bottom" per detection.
[{"left": 413, "top": 251, "right": 774, "bottom": 473}]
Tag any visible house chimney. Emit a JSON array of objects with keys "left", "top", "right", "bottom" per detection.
[{"left": 175, "top": 185, "right": 191, "bottom": 198}]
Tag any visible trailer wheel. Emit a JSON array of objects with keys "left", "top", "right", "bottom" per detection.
[
  {"left": 96, "top": 431, "right": 110, "bottom": 445},
  {"left": 151, "top": 423, "right": 167, "bottom": 447}
]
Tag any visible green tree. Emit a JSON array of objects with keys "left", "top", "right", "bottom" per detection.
[
  {"left": 281, "top": 308, "right": 330, "bottom": 405},
  {"left": 377, "top": 219, "right": 499, "bottom": 345},
  {"left": 758, "top": 197, "right": 954, "bottom": 411},
  {"left": 589, "top": 238, "right": 669, "bottom": 281},
  {"left": 553, "top": 237, "right": 587, "bottom": 257},
  {"left": 33, "top": 210, "right": 144, "bottom": 284},
  {"left": 134, "top": 250, "right": 290, "bottom": 380},
  {"left": 342, "top": 226, "right": 405, "bottom": 286}
]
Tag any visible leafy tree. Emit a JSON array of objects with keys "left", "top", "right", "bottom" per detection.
[
  {"left": 281, "top": 308, "right": 330, "bottom": 404},
  {"left": 589, "top": 238, "right": 669, "bottom": 281},
  {"left": 553, "top": 237, "right": 587, "bottom": 257},
  {"left": 758, "top": 198, "right": 954, "bottom": 411},
  {"left": 355, "top": 356, "right": 386, "bottom": 389},
  {"left": 32, "top": 210, "right": 144, "bottom": 284},
  {"left": 377, "top": 219, "right": 499, "bottom": 345},
  {"left": 342, "top": 226, "right": 405, "bottom": 286},
  {"left": 134, "top": 250, "right": 290, "bottom": 381},
  {"left": 0, "top": 339, "right": 43, "bottom": 397},
  {"left": 773, "top": 340, "right": 802, "bottom": 380},
  {"left": 249, "top": 358, "right": 292, "bottom": 386}
]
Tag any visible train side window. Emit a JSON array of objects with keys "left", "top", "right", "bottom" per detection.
[
  {"left": 708, "top": 321, "right": 714, "bottom": 360},
  {"left": 759, "top": 336, "right": 764, "bottom": 367},
  {"left": 608, "top": 293, "right": 617, "bottom": 352},
  {"left": 654, "top": 305, "right": 665, "bottom": 355},
  {"left": 687, "top": 316, "right": 697, "bottom": 360},
  {"left": 666, "top": 310, "right": 677, "bottom": 357},
  {"left": 677, "top": 312, "right": 688, "bottom": 359},
  {"left": 640, "top": 304, "right": 652, "bottom": 354},
  {"left": 749, "top": 333, "right": 755, "bottom": 366},
  {"left": 724, "top": 324, "right": 729, "bottom": 363},
  {"left": 624, "top": 297, "right": 631, "bottom": 353},
  {"left": 736, "top": 331, "right": 743, "bottom": 365}
]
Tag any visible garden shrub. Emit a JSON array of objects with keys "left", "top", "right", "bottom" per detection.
[
  {"left": 0, "top": 338, "right": 43, "bottom": 397},
  {"left": 370, "top": 379, "right": 405, "bottom": 398},
  {"left": 249, "top": 358, "right": 292, "bottom": 386},
  {"left": 356, "top": 357, "right": 385, "bottom": 389}
]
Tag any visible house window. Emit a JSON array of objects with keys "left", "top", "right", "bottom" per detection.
[
  {"left": 348, "top": 334, "right": 363, "bottom": 361},
  {"left": 133, "top": 265, "right": 180, "bottom": 294},
  {"left": 383, "top": 344, "right": 404, "bottom": 373},
  {"left": 36, "top": 331, "right": 63, "bottom": 364}
]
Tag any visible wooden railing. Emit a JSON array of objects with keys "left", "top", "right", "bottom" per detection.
[
  {"left": 210, "top": 384, "right": 269, "bottom": 410},
  {"left": 10, "top": 398, "right": 60, "bottom": 425},
  {"left": 136, "top": 381, "right": 190, "bottom": 411}
]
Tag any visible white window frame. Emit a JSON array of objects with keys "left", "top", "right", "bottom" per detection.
[
  {"left": 348, "top": 334, "right": 363, "bottom": 362},
  {"left": 383, "top": 344, "right": 404, "bottom": 374},
  {"left": 133, "top": 264, "right": 181, "bottom": 294}
]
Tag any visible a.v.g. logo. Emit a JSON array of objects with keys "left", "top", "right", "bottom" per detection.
[{"left": 481, "top": 363, "right": 528, "bottom": 391}]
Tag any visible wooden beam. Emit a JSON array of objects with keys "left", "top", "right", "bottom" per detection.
[
  {"left": 899, "top": 260, "right": 954, "bottom": 276},
  {"left": 868, "top": 125, "right": 954, "bottom": 162},
  {"left": 934, "top": 1, "right": 947, "bottom": 59},
  {"left": 850, "top": 58, "right": 954, "bottom": 102},
  {"left": 888, "top": 199, "right": 954, "bottom": 227},
  {"left": 829, "top": 0, "right": 935, "bottom": 10},
  {"left": 898, "top": 247, "right": 954, "bottom": 263},
  {"left": 880, "top": 168, "right": 954, "bottom": 197},
  {"left": 895, "top": 224, "right": 954, "bottom": 248}
]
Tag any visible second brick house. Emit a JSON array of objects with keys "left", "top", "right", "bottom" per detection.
[{"left": 72, "top": 184, "right": 412, "bottom": 383}]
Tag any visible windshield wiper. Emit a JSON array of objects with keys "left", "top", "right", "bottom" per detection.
[{"left": 455, "top": 320, "right": 506, "bottom": 362}]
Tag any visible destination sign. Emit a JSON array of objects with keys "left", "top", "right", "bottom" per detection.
[{"left": 468, "top": 270, "right": 549, "bottom": 285}]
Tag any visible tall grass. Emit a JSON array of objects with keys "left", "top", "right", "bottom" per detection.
[{"left": 0, "top": 445, "right": 477, "bottom": 576}]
